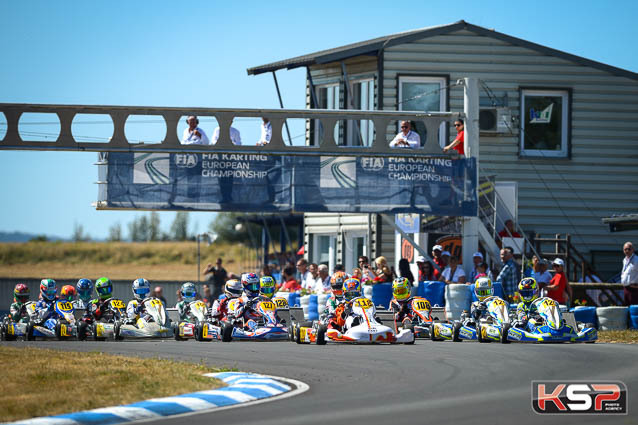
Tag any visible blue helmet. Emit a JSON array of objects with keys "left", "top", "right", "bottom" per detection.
[
  {"left": 181, "top": 282, "right": 197, "bottom": 302},
  {"left": 76, "top": 278, "right": 93, "bottom": 302},
  {"left": 241, "top": 273, "right": 260, "bottom": 297},
  {"left": 40, "top": 278, "right": 57, "bottom": 301},
  {"left": 132, "top": 278, "right": 151, "bottom": 300}
]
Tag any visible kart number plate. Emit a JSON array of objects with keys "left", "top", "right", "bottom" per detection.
[
  {"left": 60, "top": 324, "right": 68, "bottom": 337},
  {"left": 299, "top": 327, "right": 307, "bottom": 341},
  {"left": 8, "top": 324, "right": 15, "bottom": 335},
  {"left": 58, "top": 302, "right": 73, "bottom": 311},
  {"left": 110, "top": 300, "right": 125, "bottom": 309},
  {"left": 96, "top": 324, "right": 105, "bottom": 337},
  {"left": 274, "top": 299, "right": 287, "bottom": 308},
  {"left": 260, "top": 301, "right": 276, "bottom": 311},
  {"left": 194, "top": 301, "right": 206, "bottom": 310},
  {"left": 355, "top": 298, "right": 373, "bottom": 309},
  {"left": 492, "top": 299, "right": 506, "bottom": 307},
  {"left": 202, "top": 325, "right": 208, "bottom": 338},
  {"left": 148, "top": 299, "right": 162, "bottom": 309},
  {"left": 414, "top": 300, "right": 430, "bottom": 311},
  {"left": 541, "top": 299, "right": 557, "bottom": 309}
]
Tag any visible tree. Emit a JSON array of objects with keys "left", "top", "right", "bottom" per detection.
[
  {"left": 149, "top": 212, "right": 161, "bottom": 241},
  {"left": 128, "top": 218, "right": 141, "bottom": 242},
  {"left": 72, "top": 222, "right": 90, "bottom": 242},
  {"left": 138, "top": 215, "right": 150, "bottom": 241},
  {"left": 209, "top": 212, "right": 260, "bottom": 245},
  {"left": 170, "top": 212, "right": 190, "bottom": 241},
  {"left": 108, "top": 222, "right": 122, "bottom": 242}
]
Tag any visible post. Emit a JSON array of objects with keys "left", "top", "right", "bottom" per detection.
[
  {"left": 271, "top": 71, "right": 293, "bottom": 146},
  {"left": 462, "top": 77, "right": 480, "bottom": 276},
  {"left": 197, "top": 235, "right": 201, "bottom": 283}
]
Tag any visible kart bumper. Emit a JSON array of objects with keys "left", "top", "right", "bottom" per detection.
[
  {"left": 431, "top": 322, "right": 477, "bottom": 341},
  {"left": 118, "top": 323, "right": 173, "bottom": 339},
  {"left": 507, "top": 325, "right": 597, "bottom": 343},
  {"left": 230, "top": 326, "right": 289, "bottom": 341},
  {"left": 176, "top": 322, "right": 221, "bottom": 341}
]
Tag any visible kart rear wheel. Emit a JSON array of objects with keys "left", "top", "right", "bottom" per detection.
[
  {"left": 26, "top": 323, "right": 35, "bottom": 341},
  {"left": 316, "top": 324, "right": 327, "bottom": 345},
  {"left": 295, "top": 324, "right": 302, "bottom": 344},
  {"left": 77, "top": 322, "right": 88, "bottom": 341},
  {"left": 55, "top": 323, "right": 64, "bottom": 341},
  {"left": 452, "top": 322, "right": 462, "bottom": 342},
  {"left": 195, "top": 324, "right": 202, "bottom": 342},
  {"left": 221, "top": 323, "right": 233, "bottom": 342},
  {"left": 501, "top": 323, "right": 511, "bottom": 344},
  {"left": 288, "top": 324, "right": 295, "bottom": 342}
]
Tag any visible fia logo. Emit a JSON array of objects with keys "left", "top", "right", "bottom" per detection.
[
  {"left": 175, "top": 154, "right": 198, "bottom": 168},
  {"left": 532, "top": 381, "right": 627, "bottom": 415},
  {"left": 360, "top": 157, "right": 384, "bottom": 171}
]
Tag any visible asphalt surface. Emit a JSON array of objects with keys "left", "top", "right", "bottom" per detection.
[{"left": 5, "top": 339, "right": 637, "bottom": 425}]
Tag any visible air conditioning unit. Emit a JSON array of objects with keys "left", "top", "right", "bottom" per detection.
[{"left": 479, "top": 107, "right": 511, "bottom": 134}]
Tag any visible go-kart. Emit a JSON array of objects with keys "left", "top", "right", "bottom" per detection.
[
  {"left": 0, "top": 302, "right": 33, "bottom": 341},
  {"left": 77, "top": 298, "right": 127, "bottom": 341},
  {"left": 431, "top": 296, "right": 511, "bottom": 343},
  {"left": 393, "top": 297, "right": 437, "bottom": 339},
  {"left": 220, "top": 298, "right": 289, "bottom": 341},
  {"left": 295, "top": 297, "right": 414, "bottom": 345},
  {"left": 114, "top": 297, "right": 172, "bottom": 339},
  {"left": 24, "top": 300, "right": 78, "bottom": 340},
  {"left": 506, "top": 297, "right": 597, "bottom": 343},
  {"left": 174, "top": 300, "right": 217, "bottom": 342}
]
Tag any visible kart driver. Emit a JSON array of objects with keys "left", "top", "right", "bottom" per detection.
[
  {"left": 235, "top": 272, "right": 262, "bottom": 329},
  {"left": 60, "top": 285, "right": 77, "bottom": 303},
  {"left": 211, "top": 279, "right": 242, "bottom": 322},
  {"left": 389, "top": 277, "right": 413, "bottom": 326},
  {"left": 8, "top": 283, "right": 30, "bottom": 323},
  {"left": 75, "top": 278, "right": 94, "bottom": 309},
  {"left": 258, "top": 276, "right": 276, "bottom": 299},
  {"left": 461, "top": 277, "right": 496, "bottom": 326},
  {"left": 321, "top": 271, "right": 348, "bottom": 328},
  {"left": 34, "top": 279, "right": 58, "bottom": 323},
  {"left": 126, "top": 278, "right": 151, "bottom": 322},
  {"left": 85, "top": 277, "right": 117, "bottom": 323},
  {"left": 175, "top": 282, "right": 198, "bottom": 322},
  {"left": 514, "top": 277, "right": 541, "bottom": 331}
]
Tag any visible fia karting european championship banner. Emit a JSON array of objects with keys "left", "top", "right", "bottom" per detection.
[{"left": 102, "top": 153, "right": 477, "bottom": 216}]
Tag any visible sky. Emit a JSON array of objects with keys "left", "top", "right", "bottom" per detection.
[{"left": 1, "top": 0, "right": 637, "bottom": 240}]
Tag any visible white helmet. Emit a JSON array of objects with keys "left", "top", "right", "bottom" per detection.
[
  {"left": 132, "top": 278, "right": 150, "bottom": 301},
  {"left": 224, "top": 279, "right": 242, "bottom": 298},
  {"left": 181, "top": 282, "right": 197, "bottom": 302}
]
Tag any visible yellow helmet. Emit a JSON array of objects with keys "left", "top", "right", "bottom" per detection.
[
  {"left": 474, "top": 277, "right": 493, "bottom": 301},
  {"left": 392, "top": 277, "right": 411, "bottom": 301}
]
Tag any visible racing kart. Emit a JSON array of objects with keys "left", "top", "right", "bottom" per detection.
[
  {"left": 431, "top": 296, "right": 511, "bottom": 343},
  {"left": 23, "top": 300, "right": 78, "bottom": 340},
  {"left": 0, "top": 302, "right": 33, "bottom": 341},
  {"left": 295, "top": 297, "right": 414, "bottom": 345},
  {"left": 174, "top": 300, "right": 217, "bottom": 342},
  {"left": 77, "top": 298, "right": 127, "bottom": 341},
  {"left": 114, "top": 297, "right": 172, "bottom": 339},
  {"left": 393, "top": 296, "right": 437, "bottom": 339},
  {"left": 506, "top": 297, "right": 597, "bottom": 343},
  {"left": 220, "top": 298, "right": 289, "bottom": 341}
]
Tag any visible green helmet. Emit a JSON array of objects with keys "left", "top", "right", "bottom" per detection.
[{"left": 95, "top": 277, "right": 113, "bottom": 300}]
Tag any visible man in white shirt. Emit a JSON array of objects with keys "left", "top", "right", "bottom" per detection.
[
  {"left": 256, "top": 118, "right": 272, "bottom": 146},
  {"left": 316, "top": 264, "right": 331, "bottom": 293},
  {"left": 390, "top": 120, "right": 420, "bottom": 149},
  {"left": 296, "top": 258, "right": 313, "bottom": 291},
  {"left": 441, "top": 255, "right": 466, "bottom": 284},
  {"left": 621, "top": 242, "right": 638, "bottom": 305},
  {"left": 181, "top": 115, "right": 210, "bottom": 145},
  {"left": 212, "top": 122, "right": 242, "bottom": 145}
]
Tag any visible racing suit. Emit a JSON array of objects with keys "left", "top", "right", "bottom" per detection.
[
  {"left": 211, "top": 295, "right": 233, "bottom": 323},
  {"left": 85, "top": 298, "right": 115, "bottom": 323},
  {"left": 74, "top": 298, "right": 91, "bottom": 310},
  {"left": 176, "top": 300, "right": 195, "bottom": 322},
  {"left": 390, "top": 297, "right": 413, "bottom": 325},
  {"left": 235, "top": 293, "right": 264, "bottom": 329},
  {"left": 515, "top": 301, "right": 540, "bottom": 331},
  {"left": 126, "top": 299, "right": 151, "bottom": 324},
  {"left": 461, "top": 296, "right": 497, "bottom": 327},
  {"left": 321, "top": 294, "right": 346, "bottom": 329},
  {"left": 34, "top": 298, "right": 58, "bottom": 323},
  {"left": 8, "top": 301, "right": 30, "bottom": 323}
]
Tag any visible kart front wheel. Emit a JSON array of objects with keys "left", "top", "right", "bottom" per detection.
[
  {"left": 77, "top": 322, "right": 88, "bottom": 341},
  {"left": 501, "top": 323, "right": 511, "bottom": 344},
  {"left": 295, "top": 324, "right": 302, "bottom": 344},
  {"left": 55, "top": 323, "right": 64, "bottom": 341},
  {"left": 113, "top": 323, "right": 123, "bottom": 341},
  {"left": 452, "top": 322, "right": 462, "bottom": 342},
  {"left": 477, "top": 324, "right": 486, "bottom": 343},
  {"left": 221, "top": 323, "right": 233, "bottom": 342},
  {"left": 26, "top": 323, "right": 35, "bottom": 341},
  {"left": 316, "top": 324, "right": 327, "bottom": 345}
]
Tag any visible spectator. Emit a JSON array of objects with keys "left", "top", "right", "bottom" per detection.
[
  {"left": 546, "top": 258, "right": 571, "bottom": 305},
  {"left": 373, "top": 256, "right": 394, "bottom": 283},
  {"left": 358, "top": 256, "right": 374, "bottom": 282},
  {"left": 498, "top": 219, "right": 522, "bottom": 239},
  {"left": 212, "top": 121, "right": 242, "bottom": 145},
  {"left": 352, "top": 268, "right": 362, "bottom": 281},
  {"left": 443, "top": 118, "right": 465, "bottom": 155},
  {"left": 296, "top": 258, "right": 313, "bottom": 291},
  {"left": 317, "top": 264, "right": 331, "bottom": 292},
  {"left": 279, "top": 266, "right": 301, "bottom": 292},
  {"left": 260, "top": 264, "right": 272, "bottom": 278},
  {"left": 531, "top": 256, "right": 552, "bottom": 290},
  {"left": 175, "top": 288, "right": 183, "bottom": 303},
  {"left": 496, "top": 247, "right": 519, "bottom": 299},
  {"left": 441, "top": 256, "right": 466, "bottom": 284},
  {"left": 256, "top": 117, "right": 272, "bottom": 146},
  {"left": 181, "top": 115, "right": 210, "bottom": 145},
  {"left": 469, "top": 252, "right": 484, "bottom": 282},
  {"left": 204, "top": 258, "right": 227, "bottom": 300},
  {"left": 474, "top": 262, "right": 489, "bottom": 280},
  {"left": 389, "top": 120, "right": 420, "bottom": 149},
  {"left": 581, "top": 264, "right": 602, "bottom": 283},
  {"left": 153, "top": 286, "right": 167, "bottom": 306},
  {"left": 431, "top": 245, "right": 445, "bottom": 279},
  {"left": 416, "top": 256, "right": 435, "bottom": 282},
  {"left": 201, "top": 284, "right": 213, "bottom": 308},
  {"left": 307, "top": 263, "right": 323, "bottom": 293},
  {"left": 441, "top": 251, "right": 451, "bottom": 268},
  {"left": 621, "top": 242, "right": 638, "bottom": 305},
  {"left": 398, "top": 258, "right": 415, "bottom": 286}
]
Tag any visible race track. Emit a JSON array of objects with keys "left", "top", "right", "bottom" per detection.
[{"left": 8, "top": 340, "right": 637, "bottom": 425}]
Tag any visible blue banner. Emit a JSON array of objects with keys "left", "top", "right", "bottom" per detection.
[{"left": 102, "top": 153, "right": 477, "bottom": 216}]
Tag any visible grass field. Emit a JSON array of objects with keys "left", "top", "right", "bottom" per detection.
[
  {"left": 598, "top": 329, "right": 638, "bottom": 344},
  {"left": 0, "top": 241, "right": 258, "bottom": 280},
  {"left": 0, "top": 346, "right": 226, "bottom": 422}
]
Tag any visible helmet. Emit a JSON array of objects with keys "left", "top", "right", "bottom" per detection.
[
  {"left": 330, "top": 271, "right": 348, "bottom": 297},
  {"left": 95, "top": 277, "right": 113, "bottom": 300},
  {"left": 60, "top": 285, "right": 77, "bottom": 301},
  {"left": 76, "top": 278, "right": 93, "bottom": 302},
  {"left": 518, "top": 277, "right": 538, "bottom": 303},
  {"left": 474, "top": 277, "right": 494, "bottom": 301},
  {"left": 343, "top": 278, "right": 361, "bottom": 301},
  {"left": 180, "top": 282, "right": 197, "bottom": 302},
  {"left": 40, "top": 279, "right": 57, "bottom": 301},
  {"left": 224, "top": 279, "right": 243, "bottom": 298},
  {"left": 259, "top": 276, "right": 276, "bottom": 298},
  {"left": 14, "top": 283, "right": 30, "bottom": 304},
  {"left": 132, "top": 278, "right": 151, "bottom": 301},
  {"left": 241, "top": 272, "right": 260, "bottom": 297},
  {"left": 392, "top": 277, "right": 411, "bottom": 301}
]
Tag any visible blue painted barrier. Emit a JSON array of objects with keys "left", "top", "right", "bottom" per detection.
[
  {"left": 371, "top": 283, "right": 393, "bottom": 309},
  {"left": 417, "top": 281, "right": 446, "bottom": 307},
  {"left": 307, "top": 295, "right": 319, "bottom": 320},
  {"left": 570, "top": 306, "right": 598, "bottom": 327},
  {"left": 629, "top": 305, "right": 638, "bottom": 329},
  {"left": 288, "top": 292, "right": 300, "bottom": 307}
]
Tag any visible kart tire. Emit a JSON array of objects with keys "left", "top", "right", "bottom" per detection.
[
  {"left": 55, "top": 323, "right": 63, "bottom": 341},
  {"left": 430, "top": 324, "right": 443, "bottom": 342},
  {"left": 477, "top": 324, "right": 488, "bottom": 343},
  {"left": 221, "top": 323, "right": 233, "bottom": 342},
  {"left": 113, "top": 322, "right": 123, "bottom": 341},
  {"left": 295, "top": 323, "right": 302, "bottom": 345},
  {"left": 26, "top": 323, "right": 35, "bottom": 341},
  {"left": 0, "top": 324, "right": 6, "bottom": 341},
  {"left": 452, "top": 322, "right": 462, "bottom": 342},
  {"left": 585, "top": 322, "right": 596, "bottom": 330},
  {"left": 174, "top": 324, "right": 186, "bottom": 341},
  {"left": 77, "top": 322, "right": 88, "bottom": 341},
  {"left": 316, "top": 324, "right": 327, "bottom": 345},
  {"left": 288, "top": 324, "right": 295, "bottom": 342},
  {"left": 501, "top": 323, "right": 511, "bottom": 344},
  {"left": 195, "top": 324, "right": 202, "bottom": 342}
]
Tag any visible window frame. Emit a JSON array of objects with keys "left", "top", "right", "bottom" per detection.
[
  {"left": 519, "top": 88, "right": 572, "bottom": 159},
  {"left": 313, "top": 83, "right": 341, "bottom": 146},
  {"left": 346, "top": 77, "right": 375, "bottom": 147},
  {"left": 397, "top": 74, "right": 449, "bottom": 148}
]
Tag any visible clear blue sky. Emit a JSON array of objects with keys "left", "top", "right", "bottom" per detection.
[{"left": 1, "top": 0, "right": 637, "bottom": 240}]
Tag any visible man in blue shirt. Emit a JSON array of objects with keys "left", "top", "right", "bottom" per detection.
[{"left": 496, "top": 247, "right": 519, "bottom": 299}]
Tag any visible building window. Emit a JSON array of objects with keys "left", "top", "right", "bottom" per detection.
[
  {"left": 398, "top": 76, "right": 447, "bottom": 148},
  {"left": 314, "top": 84, "right": 341, "bottom": 146},
  {"left": 312, "top": 234, "right": 336, "bottom": 272},
  {"left": 520, "top": 89, "right": 570, "bottom": 158},
  {"left": 346, "top": 79, "right": 375, "bottom": 146}
]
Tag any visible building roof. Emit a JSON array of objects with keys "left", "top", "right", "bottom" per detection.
[
  {"left": 247, "top": 20, "right": 638, "bottom": 81},
  {"left": 602, "top": 214, "right": 638, "bottom": 232}
]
